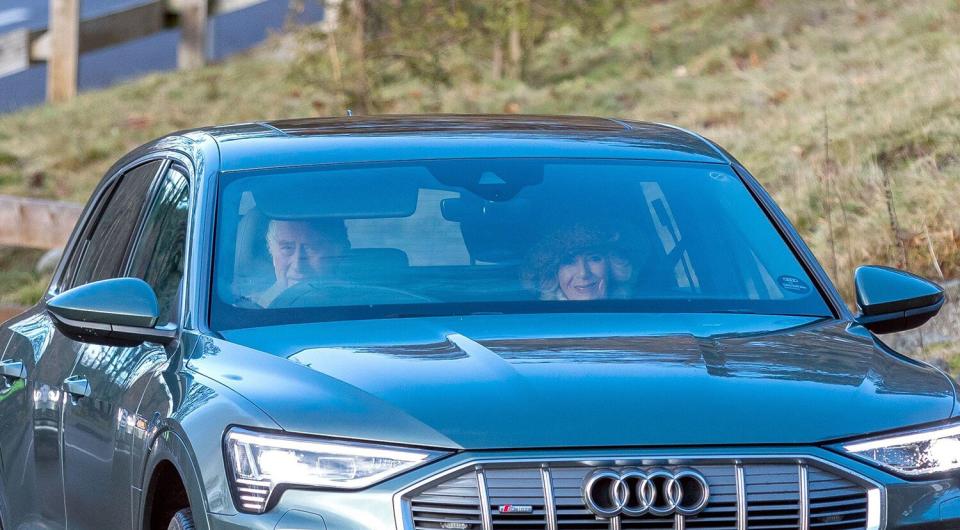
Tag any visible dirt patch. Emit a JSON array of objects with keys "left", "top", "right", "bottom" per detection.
[{"left": 0, "top": 305, "right": 26, "bottom": 323}]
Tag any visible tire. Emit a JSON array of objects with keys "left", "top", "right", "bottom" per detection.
[{"left": 167, "top": 509, "right": 195, "bottom": 530}]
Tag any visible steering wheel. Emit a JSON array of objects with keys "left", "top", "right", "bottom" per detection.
[{"left": 269, "top": 280, "right": 436, "bottom": 308}]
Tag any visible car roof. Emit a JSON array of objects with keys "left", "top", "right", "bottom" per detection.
[{"left": 199, "top": 114, "right": 731, "bottom": 172}]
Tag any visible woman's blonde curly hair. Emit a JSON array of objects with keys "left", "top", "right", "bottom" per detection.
[{"left": 521, "top": 222, "right": 642, "bottom": 300}]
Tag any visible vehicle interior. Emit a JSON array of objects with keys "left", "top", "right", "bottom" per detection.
[{"left": 211, "top": 159, "right": 830, "bottom": 327}]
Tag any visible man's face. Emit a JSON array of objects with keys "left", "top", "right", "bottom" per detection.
[{"left": 268, "top": 220, "right": 346, "bottom": 287}]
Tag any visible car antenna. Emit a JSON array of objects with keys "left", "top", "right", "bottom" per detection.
[{"left": 346, "top": 109, "right": 353, "bottom": 117}]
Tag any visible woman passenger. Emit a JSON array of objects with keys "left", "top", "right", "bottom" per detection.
[{"left": 522, "top": 223, "right": 638, "bottom": 301}]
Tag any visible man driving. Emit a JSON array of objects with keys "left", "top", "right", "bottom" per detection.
[{"left": 252, "top": 218, "right": 351, "bottom": 307}]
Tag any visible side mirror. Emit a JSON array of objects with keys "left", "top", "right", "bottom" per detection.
[
  {"left": 854, "top": 266, "right": 945, "bottom": 334},
  {"left": 47, "top": 278, "right": 176, "bottom": 346}
]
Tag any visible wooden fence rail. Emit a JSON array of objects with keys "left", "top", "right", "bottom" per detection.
[
  {"left": 0, "top": 195, "right": 82, "bottom": 250},
  {"left": 0, "top": 0, "right": 271, "bottom": 102}
]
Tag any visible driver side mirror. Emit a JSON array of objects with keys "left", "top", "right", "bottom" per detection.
[
  {"left": 47, "top": 278, "right": 177, "bottom": 346},
  {"left": 854, "top": 266, "right": 945, "bottom": 334}
]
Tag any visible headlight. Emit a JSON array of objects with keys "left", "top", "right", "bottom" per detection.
[
  {"left": 225, "top": 428, "right": 448, "bottom": 513},
  {"left": 841, "top": 421, "right": 960, "bottom": 477}
]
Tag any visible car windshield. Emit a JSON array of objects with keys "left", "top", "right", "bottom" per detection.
[{"left": 210, "top": 158, "right": 831, "bottom": 330}]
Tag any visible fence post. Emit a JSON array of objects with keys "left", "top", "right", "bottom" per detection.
[
  {"left": 47, "top": 0, "right": 80, "bottom": 103},
  {"left": 178, "top": 0, "right": 209, "bottom": 70}
]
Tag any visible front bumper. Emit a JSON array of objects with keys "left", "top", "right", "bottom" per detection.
[{"left": 205, "top": 446, "right": 960, "bottom": 530}]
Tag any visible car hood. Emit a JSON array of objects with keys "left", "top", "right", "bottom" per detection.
[{"left": 194, "top": 313, "right": 957, "bottom": 449}]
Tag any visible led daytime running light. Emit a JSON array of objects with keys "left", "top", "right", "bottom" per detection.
[
  {"left": 843, "top": 424, "right": 960, "bottom": 453},
  {"left": 228, "top": 430, "right": 428, "bottom": 461},
  {"left": 225, "top": 428, "right": 443, "bottom": 514},
  {"left": 842, "top": 422, "right": 960, "bottom": 477}
]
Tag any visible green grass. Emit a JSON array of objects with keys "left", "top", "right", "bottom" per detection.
[
  {"left": 0, "top": 0, "right": 957, "bottom": 362},
  {"left": 0, "top": 248, "right": 49, "bottom": 306}
]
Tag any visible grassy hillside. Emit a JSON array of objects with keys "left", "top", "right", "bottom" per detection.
[{"left": 0, "top": 1, "right": 957, "bottom": 327}]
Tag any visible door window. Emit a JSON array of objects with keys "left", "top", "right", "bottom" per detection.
[
  {"left": 67, "top": 160, "right": 163, "bottom": 289},
  {"left": 127, "top": 168, "right": 190, "bottom": 324}
]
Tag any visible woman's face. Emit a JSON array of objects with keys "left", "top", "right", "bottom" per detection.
[{"left": 557, "top": 253, "right": 608, "bottom": 300}]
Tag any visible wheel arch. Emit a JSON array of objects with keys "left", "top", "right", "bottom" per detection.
[{"left": 139, "top": 426, "right": 210, "bottom": 530}]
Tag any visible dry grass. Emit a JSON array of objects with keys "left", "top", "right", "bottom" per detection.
[
  {"left": 0, "top": 0, "right": 957, "bottom": 362},
  {"left": 0, "top": 247, "right": 48, "bottom": 305}
]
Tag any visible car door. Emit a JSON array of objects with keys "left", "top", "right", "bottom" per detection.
[
  {"left": 0, "top": 159, "right": 163, "bottom": 530},
  {"left": 0, "top": 307, "right": 65, "bottom": 529},
  {"left": 61, "top": 165, "right": 190, "bottom": 530}
]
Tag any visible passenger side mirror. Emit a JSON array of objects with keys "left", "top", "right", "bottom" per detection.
[
  {"left": 854, "top": 266, "right": 945, "bottom": 334},
  {"left": 47, "top": 278, "right": 177, "bottom": 346}
]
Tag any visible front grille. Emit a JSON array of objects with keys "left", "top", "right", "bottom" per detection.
[
  {"left": 403, "top": 459, "right": 876, "bottom": 530},
  {"left": 410, "top": 472, "right": 484, "bottom": 529}
]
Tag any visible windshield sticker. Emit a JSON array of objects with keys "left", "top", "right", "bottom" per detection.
[{"left": 778, "top": 275, "right": 811, "bottom": 295}]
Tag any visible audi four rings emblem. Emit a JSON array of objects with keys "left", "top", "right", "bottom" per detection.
[{"left": 582, "top": 468, "right": 710, "bottom": 518}]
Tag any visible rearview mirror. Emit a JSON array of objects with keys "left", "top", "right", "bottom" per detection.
[
  {"left": 47, "top": 278, "right": 176, "bottom": 346},
  {"left": 854, "top": 266, "right": 945, "bottom": 334}
]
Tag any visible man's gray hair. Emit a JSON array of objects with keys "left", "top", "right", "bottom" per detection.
[{"left": 266, "top": 218, "right": 350, "bottom": 248}]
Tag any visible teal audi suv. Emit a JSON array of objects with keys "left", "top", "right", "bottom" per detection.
[{"left": 0, "top": 115, "right": 954, "bottom": 530}]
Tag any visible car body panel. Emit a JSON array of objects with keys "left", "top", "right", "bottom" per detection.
[
  {"left": 0, "top": 307, "right": 79, "bottom": 529},
  {"left": 131, "top": 333, "right": 284, "bottom": 524},
  {"left": 187, "top": 335, "right": 460, "bottom": 450},
  {"left": 0, "top": 115, "right": 955, "bottom": 530},
  {"left": 202, "top": 313, "right": 955, "bottom": 449},
  {"left": 0, "top": 134, "right": 217, "bottom": 530},
  {"left": 60, "top": 336, "right": 172, "bottom": 530},
  {"left": 209, "top": 116, "right": 730, "bottom": 172}
]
